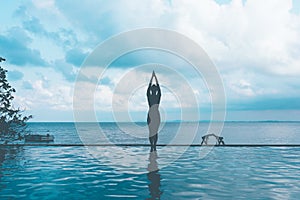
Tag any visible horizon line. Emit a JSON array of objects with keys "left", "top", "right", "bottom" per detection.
[{"left": 27, "top": 120, "right": 300, "bottom": 123}]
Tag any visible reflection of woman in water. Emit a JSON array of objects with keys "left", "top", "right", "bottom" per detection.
[
  {"left": 147, "top": 151, "right": 162, "bottom": 199},
  {"left": 147, "top": 71, "right": 161, "bottom": 152}
]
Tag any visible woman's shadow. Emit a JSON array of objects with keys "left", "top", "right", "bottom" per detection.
[{"left": 146, "top": 151, "right": 162, "bottom": 199}]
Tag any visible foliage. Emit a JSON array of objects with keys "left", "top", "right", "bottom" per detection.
[{"left": 0, "top": 60, "right": 32, "bottom": 142}]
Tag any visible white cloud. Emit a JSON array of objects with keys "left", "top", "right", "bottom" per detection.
[
  {"left": 32, "top": 0, "right": 55, "bottom": 9},
  {"left": 11, "top": 67, "right": 73, "bottom": 111},
  {"left": 229, "top": 79, "right": 255, "bottom": 97},
  {"left": 173, "top": 0, "right": 300, "bottom": 76}
]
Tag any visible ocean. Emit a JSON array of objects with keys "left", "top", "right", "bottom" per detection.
[{"left": 1, "top": 122, "right": 300, "bottom": 199}]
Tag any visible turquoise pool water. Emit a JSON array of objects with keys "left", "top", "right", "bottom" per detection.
[
  {"left": 1, "top": 122, "right": 300, "bottom": 199},
  {"left": 1, "top": 146, "right": 300, "bottom": 199}
]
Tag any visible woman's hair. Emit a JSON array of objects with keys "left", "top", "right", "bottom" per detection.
[{"left": 151, "top": 85, "right": 158, "bottom": 90}]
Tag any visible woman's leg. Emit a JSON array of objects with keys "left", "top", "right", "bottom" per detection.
[
  {"left": 149, "top": 136, "right": 154, "bottom": 152},
  {"left": 153, "top": 134, "right": 158, "bottom": 151},
  {"left": 148, "top": 107, "right": 160, "bottom": 152},
  {"left": 148, "top": 113, "right": 154, "bottom": 152}
]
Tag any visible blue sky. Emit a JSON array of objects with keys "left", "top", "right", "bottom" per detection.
[{"left": 1, "top": 0, "right": 300, "bottom": 122}]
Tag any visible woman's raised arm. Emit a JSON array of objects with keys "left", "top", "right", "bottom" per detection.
[
  {"left": 147, "top": 72, "right": 154, "bottom": 96},
  {"left": 153, "top": 72, "right": 159, "bottom": 86},
  {"left": 149, "top": 71, "right": 155, "bottom": 85}
]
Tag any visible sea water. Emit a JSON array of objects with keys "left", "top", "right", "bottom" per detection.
[
  {"left": 22, "top": 121, "right": 300, "bottom": 144},
  {"left": 1, "top": 122, "right": 300, "bottom": 199}
]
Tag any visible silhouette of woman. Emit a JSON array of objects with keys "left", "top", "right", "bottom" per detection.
[{"left": 147, "top": 71, "right": 161, "bottom": 152}]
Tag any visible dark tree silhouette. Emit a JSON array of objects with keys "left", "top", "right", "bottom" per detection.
[{"left": 0, "top": 57, "right": 32, "bottom": 143}]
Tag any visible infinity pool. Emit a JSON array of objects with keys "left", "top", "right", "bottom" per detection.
[{"left": 1, "top": 146, "right": 300, "bottom": 199}]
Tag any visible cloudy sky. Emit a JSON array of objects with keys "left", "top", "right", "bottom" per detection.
[{"left": 1, "top": 0, "right": 300, "bottom": 122}]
